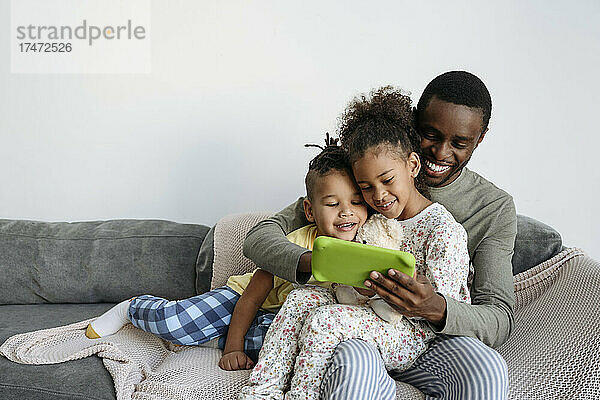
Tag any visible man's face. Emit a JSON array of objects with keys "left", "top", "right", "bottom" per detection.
[{"left": 418, "top": 96, "right": 487, "bottom": 187}]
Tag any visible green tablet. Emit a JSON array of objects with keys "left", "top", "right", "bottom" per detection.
[{"left": 311, "top": 236, "right": 416, "bottom": 289}]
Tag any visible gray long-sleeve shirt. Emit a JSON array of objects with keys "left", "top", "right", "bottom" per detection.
[{"left": 243, "top": 168, "right": 516, "bottom": 348}]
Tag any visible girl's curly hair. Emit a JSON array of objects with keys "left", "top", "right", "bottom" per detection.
[{"left": 338, "top": 86, "right": 429, "bottom": 198}]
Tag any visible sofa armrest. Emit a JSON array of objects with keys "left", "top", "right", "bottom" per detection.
[{"left": 211, "top": 212, "right": 273, "bottom": 289}]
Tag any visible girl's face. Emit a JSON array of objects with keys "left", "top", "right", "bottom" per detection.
[{"left": 352, "top": 146, "right": 421, "bottom": 220}]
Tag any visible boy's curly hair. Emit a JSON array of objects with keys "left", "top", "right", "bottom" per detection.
[
  {"left": 337, "top": 86, "right": 429, "bottom": 198},
  {"left": 304, "top": 133, "right": 351, "bottom": 201}
]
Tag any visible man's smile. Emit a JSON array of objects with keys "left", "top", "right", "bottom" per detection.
[{"left": 424, "top": 159, "right": 453, "bottom": 175}]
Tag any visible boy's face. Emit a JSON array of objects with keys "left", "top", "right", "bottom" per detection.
[
  {"left": 303, "top": 170, "right": 368, "bottom": 242},
  {"left": 418, "top": 96, "right": 488, "bottom": 187}
]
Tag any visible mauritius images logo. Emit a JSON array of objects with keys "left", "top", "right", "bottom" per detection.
[{"left": 16, "top": 19, "right": 146, "bottom": 46}]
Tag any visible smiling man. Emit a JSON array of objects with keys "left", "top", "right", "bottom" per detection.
[
  {"left": 417, "top": 72, "right": 492, "bottom": 188},
  {"left": 242, "top": 71, "right": 516, "bottom": 400}
]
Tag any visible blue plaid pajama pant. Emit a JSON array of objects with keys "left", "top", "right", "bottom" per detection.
[{"left": 128, "top": 286, "right": 276, "bottom": 362}]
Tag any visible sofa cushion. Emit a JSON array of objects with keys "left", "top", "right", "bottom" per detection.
[
  {"left": 0, "top": 219, "right": 210, "bottom": 304},
  {"left": 0, "top": 303, "right": 116, "bottom": 400},
  {"left": 512, "top": 215, "right": 563, "bottom": 275},
  {"left": 195, "top": 225, "right": 216, "bottom": 294}
]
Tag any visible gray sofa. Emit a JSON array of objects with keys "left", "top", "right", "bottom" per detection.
[{"left": 0, "top": 214, "right": 579, "bottom": 399}]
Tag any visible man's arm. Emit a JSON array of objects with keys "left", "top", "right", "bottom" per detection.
[
  {"left": 434, "top": 200, "right": 517, "bottom": 348},
  {"left": 366, "top": 199, "right": 517, "bottom": 348},
  {"left": 243, "top": 198, "right": 312, "bottom": 283},
  {"left": 219, "top": 269, "right": 274, "bottom": 371}
]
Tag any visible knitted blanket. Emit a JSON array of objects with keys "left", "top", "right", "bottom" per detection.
[
  {"left": 1, "top": 242, "right": 599, "bottom": 399},
  {"left": 0, "top": 319, "right": 251, "bottom": 399},
  {"left": 499, "top": 247, "right": 600, "bottom": 399}
]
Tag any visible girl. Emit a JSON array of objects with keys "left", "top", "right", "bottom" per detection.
[{"left": 239, "top": 86, "right": 471, "bottom": 400}]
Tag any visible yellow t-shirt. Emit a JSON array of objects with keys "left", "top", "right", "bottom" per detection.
[{"left": 226, "top": 224, "right": 325, "bottom": 312}]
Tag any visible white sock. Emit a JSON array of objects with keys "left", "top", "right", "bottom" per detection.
[{"left": 86, "top": 299, "right": 132, "bottom": 338}]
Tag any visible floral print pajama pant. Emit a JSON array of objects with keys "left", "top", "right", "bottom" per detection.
[{"left": 238, "top": 285, "right": 435, "bottom": 400}]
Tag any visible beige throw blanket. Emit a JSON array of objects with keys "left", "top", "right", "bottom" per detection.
[
  {"left": 1, "top": 247, "right": 600, "bottom": 400},
  {"left": 0, "top": 318, "right": 251, "bottom": 399},
  {"left": 499, "top": 247, "right": 600, "bottom": 399}
]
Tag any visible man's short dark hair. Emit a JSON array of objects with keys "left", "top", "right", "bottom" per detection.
[
  {"left": 417, "top": 71, "right": 492, "bottom": 132},
  {"left": 304, "top": 144, "right": 350, "bottom": 201}
]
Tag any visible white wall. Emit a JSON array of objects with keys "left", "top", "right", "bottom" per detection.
[{"left": 1, "top": 0, "right": 599, "bottom": 259}]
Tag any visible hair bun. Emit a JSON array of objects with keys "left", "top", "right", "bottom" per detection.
[
  {"left": 305, "top": 132, "right": 340, "bottom": 151},
  {"left": 338, "top": 86, "right": 415, "bottom": 143}
]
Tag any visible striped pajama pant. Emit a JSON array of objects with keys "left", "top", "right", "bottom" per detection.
[{"left": 321, "top": 336, "right": 509, "bottom": 400}]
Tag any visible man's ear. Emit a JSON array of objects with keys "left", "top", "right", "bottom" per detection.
[
  {"left": 475, "top": 128, "right": 489, "bottom": 147},
  {"left": 303, "top": 198, "right": 315, "bottom": 223}
]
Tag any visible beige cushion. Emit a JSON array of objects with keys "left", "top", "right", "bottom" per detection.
[{"left": 211, "top": 212, "right": 274, "bottom": 289}]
